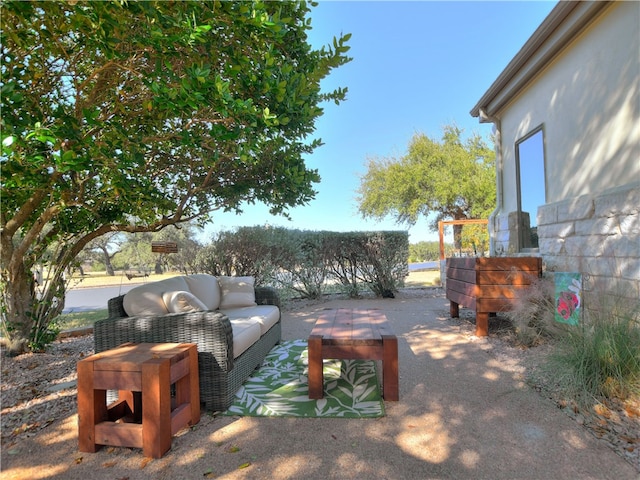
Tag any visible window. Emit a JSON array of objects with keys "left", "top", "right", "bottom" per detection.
[{"left": 515, "top": 127, "right": 545, "bottom": 250}]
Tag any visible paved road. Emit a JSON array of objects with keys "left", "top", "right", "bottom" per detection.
[
  {"left": 408, "top": 261, "right": 440, "bottom": 271},
  {"left": 63, "top": 285, "right": 137, "bottom": 313}
]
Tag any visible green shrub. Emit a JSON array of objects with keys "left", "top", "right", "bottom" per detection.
[
  {"left": 272, "top": 229, "right": 330, "bottom": 299},
  {"left": 548, "top": 298, "right": 640, "bottom": 404},
  {"left": 504, "top": 274, "right": 566, "bottom": 347},
  {"left": 358, "top": 231, "right": 409, "bottom": 297},
  {"left": 509, "top": 273, "right": 639, "bottom": 405},
  {"left": 201, "top": 227, "right": 409, "bottom": 299},
  {"left": 325, "top": 231, "right": 408, "bottom": 298}
]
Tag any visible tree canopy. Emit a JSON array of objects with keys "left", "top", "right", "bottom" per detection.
[
  {"left": 0, "top": 0, "right": 351, "bottom": 354},
  {"left": 357, "top": 125, "right": 496, "bottom": 232}
]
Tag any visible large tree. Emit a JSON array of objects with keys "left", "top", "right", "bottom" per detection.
[
  {"left": 1, "top": 0, "right": 351, "bottom": 354},
  {"left": 357, "top": 125, "right": 496, "bottom": 241},
  {"left": 83, "top": 232, "right": 124, "bottom": 276}
]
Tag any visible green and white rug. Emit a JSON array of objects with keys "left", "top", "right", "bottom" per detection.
[{"left": 224, "top": 339, "right": 385, "bottom": 418}]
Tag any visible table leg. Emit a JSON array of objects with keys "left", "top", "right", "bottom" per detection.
[
  {"left": 187, "top": 345, "right": 200, "bottom": 425},
  {"left": 450, "top": 300, "right": 459, "bottom": 318},
  {"left": 382, "top": 335, "right": 399, "bottom": 401},
  {"left": 174, "top": 345, "right": 200, "bottom": 426},
  {"left": 142, "top": 358, "right": 171, "bottom": 458},
  {"left": 78, "top": 359, "right": 106, "bottom": 453},
  {"left": 475, "top": 312, "right": 489, "bottom": 337},
  {"left": 308, "top": 335, "right": 323, "bottom": 399}
]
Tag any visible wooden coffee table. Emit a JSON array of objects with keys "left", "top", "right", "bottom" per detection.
[{"left": 307, "top": 308, "right": 399, "bottom": 401}]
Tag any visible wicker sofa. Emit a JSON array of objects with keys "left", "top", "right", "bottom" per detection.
[{"left": 93, "top": 274, "right": 281, "bottom": 412}]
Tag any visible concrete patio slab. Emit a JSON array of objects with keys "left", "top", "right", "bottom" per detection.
[{"left": 1, "top": 290, "right": 636, "bottom": 480}]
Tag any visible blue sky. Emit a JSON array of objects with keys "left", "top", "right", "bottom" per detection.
[{"left": 201, "top": 1, "right": 557, "bottom": 244}]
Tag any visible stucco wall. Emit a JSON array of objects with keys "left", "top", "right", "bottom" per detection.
[
  {"left": 492, "top": 8, "right": 638, "bottom": 230},
  {"left": 490, "top": 1, "right": 639, "bottom": 300}
]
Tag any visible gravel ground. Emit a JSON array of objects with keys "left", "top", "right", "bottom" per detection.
[{"left": 1, "top": 288, "right": 638, "bottom": 474}]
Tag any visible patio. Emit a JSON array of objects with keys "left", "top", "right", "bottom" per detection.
[{"left": 1, "top": 288, "right": 637, "bottom": 479}]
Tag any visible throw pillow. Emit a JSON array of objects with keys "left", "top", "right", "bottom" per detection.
[
  {"left": 218, "top": 276, "right": 257, "bottom": 309},
  {"left": 163, "top": 290, "right": 208, "bottom": 313},
  {"left": 184, "top": 274, "right": 221, "bottom": 310}
]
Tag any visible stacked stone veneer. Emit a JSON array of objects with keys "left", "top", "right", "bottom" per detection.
[{"left": 537, "top": 182, "right": 640, "bottom": 303}]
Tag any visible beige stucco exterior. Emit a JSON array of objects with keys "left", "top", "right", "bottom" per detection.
[{"left": 471, "top": 1, "right": 639, "bottom": 299}]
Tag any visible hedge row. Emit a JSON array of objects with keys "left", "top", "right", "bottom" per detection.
[{"left": 196, "top": 227, "right": 409, "bottom": 299}]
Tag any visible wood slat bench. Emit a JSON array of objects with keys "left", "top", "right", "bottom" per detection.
[{"left": 446, "top": 257, "right": 542, "bottom": 336}]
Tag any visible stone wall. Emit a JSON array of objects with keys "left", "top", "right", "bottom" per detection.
[
  {"left": 537, "top": 182, "right": 640, "bottom": 304},
  {"left": 489, "top": 212, "right": 533, "bottom": 256}
]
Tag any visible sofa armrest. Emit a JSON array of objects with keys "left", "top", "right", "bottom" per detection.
[
  {"left": 94, "top": 310, "right": 234, "bottom": 371},
  {"left": 107, "top": 294, "right": 127, "bottom": 318},
  {"left": 254, "top": 286, "right": 281, "bottom": 309}
]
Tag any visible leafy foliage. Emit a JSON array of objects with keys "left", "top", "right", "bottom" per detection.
[
  {"left": 357, "top": 125, "right": 496, "bottom": 231},
  {"left": 196, "top": 227, "right": 408, "bottom": 299},
  {"left": 110, "top": 225, "right": 205, "bottom": 275},
  {"left": 1, "top": 1, "right": 351, "bottom": 354},
  {"left": 409, "top": 242, "right": 440, "bottom": 263}
]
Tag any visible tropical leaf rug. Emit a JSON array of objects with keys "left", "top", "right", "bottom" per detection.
[{"left": 223, "top": 339, "right": 385, "bottom": 418}]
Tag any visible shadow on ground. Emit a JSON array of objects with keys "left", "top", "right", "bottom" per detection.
[{"left": 1, "top": 289, "right": 636, "bottom": 480}]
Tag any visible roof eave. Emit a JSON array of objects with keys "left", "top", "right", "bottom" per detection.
[{"left": 470, "top": 1, "right": 613, "bottom": 121}]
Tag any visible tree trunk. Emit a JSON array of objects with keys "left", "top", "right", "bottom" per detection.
[
  {"left": 100, "top": 246, "right": 115, "bottom": 276},
  {"left": 2, "top": 244, "right": 68, "bottom": 356},
  {"left": 2, "top": 263, "right": 36, "bottom": 356},
  {"left": 453, "top": 224, "right": 463, "bottom": 250}
]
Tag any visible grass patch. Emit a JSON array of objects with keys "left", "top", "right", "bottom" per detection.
[
  {"left": 405, "top": 269, "right": 441, "bottom": 287},
  {"left": 507, "top": 274, "right": 640, "bottom": 407},
  {"left": 57, "top": 310, "right": 108, "bottom": 331},
  {"left": 67, "top": 271, "right": 180, "bottom": 289},
  {"left": 547, "top": 300, "right": 640, "bottom": 405}
]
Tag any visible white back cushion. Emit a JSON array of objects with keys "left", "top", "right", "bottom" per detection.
[
  {"left": 123, "top": 276, "right": 190, "bottom": 316},
  {"left": 184, "top": 274, "right": 221, "bottom": 310},
  {"left": 218, "top": 276, "right": 257, "bottom": 309}
]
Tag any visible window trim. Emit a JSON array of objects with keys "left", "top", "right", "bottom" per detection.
[{"left": 514, "top": 125, "right": 546, "bottom": 252}]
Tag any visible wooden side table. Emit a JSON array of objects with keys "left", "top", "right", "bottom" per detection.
[{"left": 77, "top": 342, "right": 200, "bottom": 458}]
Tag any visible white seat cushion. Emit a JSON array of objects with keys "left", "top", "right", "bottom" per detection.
[
  {"left": 220, "top": 305, "right": 280, "bottom": 336},
  {"left": 230, "top": 319, "right": 262, "bottom": 358}
]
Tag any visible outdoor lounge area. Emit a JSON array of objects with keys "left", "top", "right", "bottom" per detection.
[
  {"left": 1, "top": 288, "right": 637, "bottom": 479},
  {"left": 3, "top": 1, "right": 637, "bottom": 477}
]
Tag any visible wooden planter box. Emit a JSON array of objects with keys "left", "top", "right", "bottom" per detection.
[{"left": 445, "top": 257, "right": 542, "bottom": 336}]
